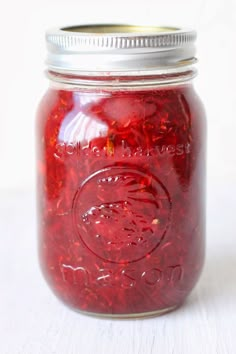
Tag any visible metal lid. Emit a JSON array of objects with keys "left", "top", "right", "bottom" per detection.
[{"left": 46, "top": 24, "right": 197, "bottom": 75}]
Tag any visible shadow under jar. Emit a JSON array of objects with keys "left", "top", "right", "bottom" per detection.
[{"left": 36, "top": 25, "right": 206, "bottom": 318}]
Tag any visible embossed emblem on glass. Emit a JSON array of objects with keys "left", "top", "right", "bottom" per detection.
[{"left": 72, "top": 167, "right": 172, "bottom": 263}]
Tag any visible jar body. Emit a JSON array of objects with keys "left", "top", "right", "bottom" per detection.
[{"left": 36, "top": 79, "right": 206, "bottom": 317}]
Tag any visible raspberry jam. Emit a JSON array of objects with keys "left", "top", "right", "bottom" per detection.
[
  {"left": 37, "top": 25, "right": 206, "bottom": 317},
  {"left": 37, "top": 84, "right": 206, "bottom": 316}
]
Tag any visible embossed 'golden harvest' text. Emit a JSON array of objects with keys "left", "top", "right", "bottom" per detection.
[{"left": 54, "top": 140, "right": 191, "bottom": 159}]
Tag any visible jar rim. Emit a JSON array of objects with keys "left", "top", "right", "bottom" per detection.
[{"left": 46, "top": 24, "right": 197, "bottom": 75}]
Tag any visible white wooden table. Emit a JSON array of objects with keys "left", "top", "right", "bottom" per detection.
[{"left": 1, "top": 186, "right": 235, "bottom": 354}]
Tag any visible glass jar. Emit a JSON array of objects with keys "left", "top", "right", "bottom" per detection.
[{"left": 36, "top": 25, "right": 206, "bottom": 318}]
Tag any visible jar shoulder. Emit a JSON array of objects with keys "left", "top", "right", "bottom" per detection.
[{"left": 36, "top": 85, "right": 206, "bottom": 146}]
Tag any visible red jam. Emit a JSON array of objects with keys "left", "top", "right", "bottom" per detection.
[{"left": 37, "top": 84, "right": 206, "bottom": 316}]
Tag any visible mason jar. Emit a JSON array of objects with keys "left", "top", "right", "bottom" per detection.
[{"left": 36, "top": 25, "right": 206, "bottom": 318}]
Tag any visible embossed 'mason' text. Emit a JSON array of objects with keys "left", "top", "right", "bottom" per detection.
[
  {"left": 60, "top": 264, "right": 183, "bottom": 289},
  {"left": 54, "top": 140, "right": 191, "bottom": 160}
]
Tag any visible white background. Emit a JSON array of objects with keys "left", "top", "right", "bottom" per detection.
[{"left": 0, "top": 0, "right": 236, "bottom": 353}]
